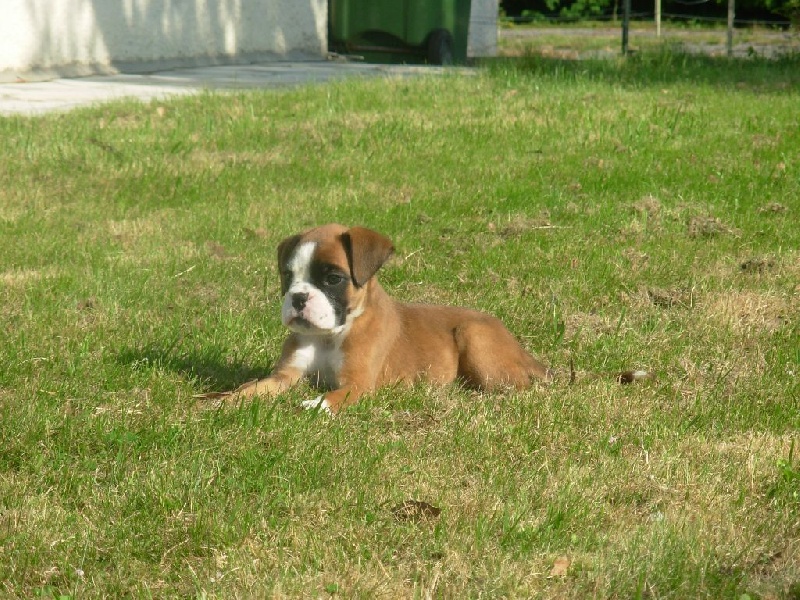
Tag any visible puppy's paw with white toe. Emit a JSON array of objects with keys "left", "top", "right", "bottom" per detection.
[{"left": 300, "top": 396, "right": 333, "bottom": 416}]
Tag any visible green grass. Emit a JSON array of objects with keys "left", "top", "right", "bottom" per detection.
[{"left": 1, "top": 52, "right": 799, "bottom": 598}]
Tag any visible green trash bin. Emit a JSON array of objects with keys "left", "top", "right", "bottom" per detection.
[{"left": 329, "top": 0, "right": 471, "bottom": 65}]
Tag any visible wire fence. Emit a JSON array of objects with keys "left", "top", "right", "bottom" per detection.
[
  {"left": 499, "top": 12, "right": 799, "bottom": 59},
  {"left": 661, "top": 12, "right": 789, "bottom": 24},
  {"left": 501, "top": 13, "right": 791, "bottom": 26}
]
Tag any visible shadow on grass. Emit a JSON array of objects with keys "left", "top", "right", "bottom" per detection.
[
  {"left": 116, "top": 343, "right": 272, "bottom": 393},
  {"left": 483, "top": 49, "right": 800, "bottom": 89}
]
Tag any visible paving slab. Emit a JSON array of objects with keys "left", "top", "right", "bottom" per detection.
[{"left": 0, "top": 61, "right": 444, "bottom": 116}]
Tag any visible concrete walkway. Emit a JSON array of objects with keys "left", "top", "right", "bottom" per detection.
[{"left": 0, "top": 61, "right": 443, "bottom": 116}]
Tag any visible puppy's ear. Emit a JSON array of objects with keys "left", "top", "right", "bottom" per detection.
[
  {"left": 276, "top": 234, "right": 302, "bottom": 294},
  {"left": 341, "top": 227, "right": 395, "bottom": 287}
]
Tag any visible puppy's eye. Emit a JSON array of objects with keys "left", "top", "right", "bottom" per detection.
[
  {"left": 281, "top": 270, "right": 293, "bottom": 282},
  {"left": 323, "top": 273, "right": 346, "bottom": 287}
]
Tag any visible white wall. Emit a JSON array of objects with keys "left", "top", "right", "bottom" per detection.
[{"left": 0, "top": 0, "right": 327, "bottom": 81}]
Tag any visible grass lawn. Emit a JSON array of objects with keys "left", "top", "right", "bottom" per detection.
[{"left": 1, "top": 53, "right": 798, "bottom": 598}]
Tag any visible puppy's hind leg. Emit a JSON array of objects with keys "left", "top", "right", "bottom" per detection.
[{"left": 454, "top": 317, "right": 552, "bottom": 391}]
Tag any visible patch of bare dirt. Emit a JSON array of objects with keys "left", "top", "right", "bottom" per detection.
[
  {"left": 632, "top": 194, "right": 662, "bottom": 218},
  {"left": 647, "top": 287, "right": 694, "bottom": 309},
  {"left": 391, "top": 500, "right": 441, "bottom": 523},
  {"left": 687, "top": 215, "right": 740, "bottom": 239},
  {"left": 486, "top": 211, "right": 556, "bottom": 237},
  {"left": 758, "top": 202, "right": 789, "bottom": 215},
  {"left": 740, "top": 257, "right": 776, "bottom": 274}
]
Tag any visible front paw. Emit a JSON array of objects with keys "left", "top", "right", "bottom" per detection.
[{"left": 300, "top": 395, "right": 333, "bottom": 416}]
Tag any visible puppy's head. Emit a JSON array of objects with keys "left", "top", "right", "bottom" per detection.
[{"left": 277, "top": 224, "right": 394, "bottom": 335}]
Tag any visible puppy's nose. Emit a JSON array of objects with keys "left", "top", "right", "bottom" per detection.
[{"left": 292, "top": 292, "right": 309, "bottom": 311}]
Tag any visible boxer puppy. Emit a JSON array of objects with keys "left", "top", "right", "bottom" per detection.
[{"left": 213, "top": 224, "right": 646, "bottom": 414}]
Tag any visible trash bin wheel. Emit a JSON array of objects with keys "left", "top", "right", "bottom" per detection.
[{"left": 426, "top": 29, "right": 454, "bottom": 65}]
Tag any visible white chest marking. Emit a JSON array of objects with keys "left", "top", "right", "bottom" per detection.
[{"left": 289, "top": 336, "right": 344, "bottom": 389}]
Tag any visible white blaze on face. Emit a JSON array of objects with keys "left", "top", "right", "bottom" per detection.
[{"left": 281, "top": 241, "right": 338, "bottom": 332}]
